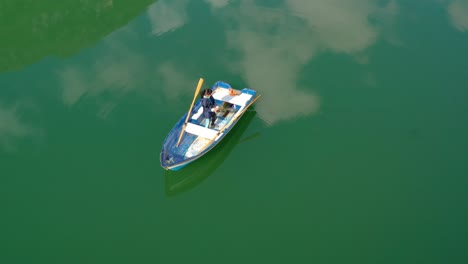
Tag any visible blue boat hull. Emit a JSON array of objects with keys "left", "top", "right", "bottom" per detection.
[{"left": 160, "top": 81, "right": 258, "bottom": 170}]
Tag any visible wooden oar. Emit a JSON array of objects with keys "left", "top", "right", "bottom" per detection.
[
  {"left": 176, "top": 78, "right": 204, "bottom": 147},
  {"left": 200, "top": 94, "right": 261, "bottom": 151}
]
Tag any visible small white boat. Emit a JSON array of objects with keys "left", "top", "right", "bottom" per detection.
[{"left": 160, "top": 78, "right": 260, "bottom": 171}]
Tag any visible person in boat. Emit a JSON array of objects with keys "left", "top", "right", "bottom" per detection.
[{"left": 201, "top": 88, "right": 218, "bottom": 128}]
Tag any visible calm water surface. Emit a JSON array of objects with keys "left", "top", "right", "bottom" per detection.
[{"left": 1, "top": 0, "right": 468, "bottom": 263}]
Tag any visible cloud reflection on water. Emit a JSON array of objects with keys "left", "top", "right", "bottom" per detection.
[
  {"left": 147, "top": 0, "right": 190, "bottom": 36},
  {"left": 0, "top": 104, "right": 32, "bottom": 151},
  {"left": 156, "top": 61, "right": 193, "bottom": 100},
  {"left": 448, "top": 0, "right": 468, "bottom": 32},
  {"left": 60, "top": 0, "right": 193, "bottom": 119},
  {"left": 58, "top": 0, "right": 400, "bottom": 124},
  {"left": 59, "top": 34, "right": 149, "bottom": 119},
  {"left": 204, "top": 0, "right": 230, "bottom": 9},
  {"left": 217, "top": 0, "right": 398, "bottom": 125}
]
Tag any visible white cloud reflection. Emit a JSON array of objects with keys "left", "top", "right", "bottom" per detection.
[
  {"left": 146, "top": 0, "right": 231, "bottom": 36},
  {"left": 448, "top": 0, "right": 468, "bottom": 32},
  {"left": 59, "top": 33, "right": 149, "bottom": 119},
  {"left": 59, "top": 0, "right": 400, "bottom": 125},
  {"left": 286, "top": 0, "right": 378, "bottom": 53},
  {"left": 0, "top": 104, "right": 31, "bottom": 151},
  {"left": 147, "top": 0, "right": 190, "bottom": 36},
  {"left": 157, "top": 61, "right": 193, "bottom": 100},
  {"left": 204, "top": 0, "right": 230, "bottom": 9},
  {"left": 216, "top": 0, "right": 398, "bottom": 125}
]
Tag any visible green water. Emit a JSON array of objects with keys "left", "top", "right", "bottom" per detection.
[{"left": 2, "top": 0, "right": 468, "bottom": 263}]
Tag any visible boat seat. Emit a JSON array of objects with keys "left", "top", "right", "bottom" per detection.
[
  {"left": 212, "top": 88, "right": 253, "bottom": 106},
  {"left": 185, "top": 122, "right": 222, "bottom": 140},
  {"left": 191, "top": 107, "right": 203, "bottom": 120}
]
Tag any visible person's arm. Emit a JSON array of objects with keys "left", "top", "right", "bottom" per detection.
[{"left": 209, "top": 96, "right": 218, "bottom": 112}]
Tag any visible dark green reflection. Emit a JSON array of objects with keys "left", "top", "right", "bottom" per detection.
[
  {"left": 165, "top": 110, "right": 259, "bottom": 197},
  {"left": 0, "top": 0, "right": 155, "bottom": 72}
]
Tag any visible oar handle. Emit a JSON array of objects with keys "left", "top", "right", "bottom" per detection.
[{"left": 176, "top": 78, "right": 204, "bottom": 147}]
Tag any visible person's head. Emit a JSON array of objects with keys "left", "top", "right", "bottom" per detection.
[{"left": 202, "top": 88, "right": 212, "bottom": 98}]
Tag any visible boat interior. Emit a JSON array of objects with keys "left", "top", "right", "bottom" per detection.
[
  {"left": 190, "top": 92, "right": 242, "bottom": 131},
  {"left": 161, "top": 85, "right": 256, "bottom": 166}
]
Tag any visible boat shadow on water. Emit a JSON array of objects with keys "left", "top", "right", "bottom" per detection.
[{"left": 164, "top": 110, "right": 259, "bottom": 197}]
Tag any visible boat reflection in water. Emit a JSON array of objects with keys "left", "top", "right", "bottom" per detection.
[{"left": 164, "top": 110, "right": 259, "bottom": 197}]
